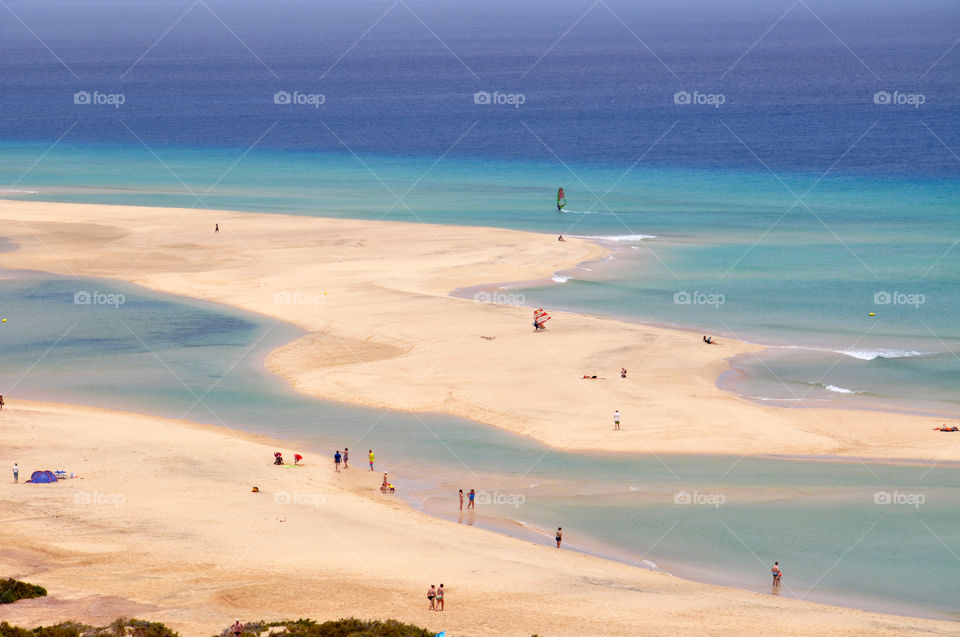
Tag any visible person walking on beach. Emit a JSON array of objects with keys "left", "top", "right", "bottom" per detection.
[
  {"left": 459, "top": 489, "right": 464, "bottom": 510},
  {"left": 343, "top": 447, "right": 349, "bottom": 469},
  {"left": 230, "top": 619, "right": 243, "bottom": 636},
  {"left": 334, "top": 450, "right": 342, "bottom": 472},
  {"left": 427, "top": 584, "right": 436, "bottom": 610},
  {"left": 613, "top": 410, "right": 621, "bottom": 430},
  {"left": 12, "top": 462, "right": 18, "bottom": 483},
  {"left": 556, "top": 527, "right": 563, "bottom": 548},
  {"left": 467, "top": 488, "right": 476, "bottom": 509},
  {"left": 436, "top": 583, "right": 445, "bottom": 611},
  {"left": 369, "top": 449, "right": 375, "bottom": 471},
  {"left": 771, "top": 561, "right": 782, "bottom": 587}
]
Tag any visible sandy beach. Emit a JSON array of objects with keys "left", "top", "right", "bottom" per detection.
[
  {"left": 1, "top": 200, "right": 957, "bottom": 463},
  {"left": 2, "top": 399, "right": 957, "bottom": 636}
]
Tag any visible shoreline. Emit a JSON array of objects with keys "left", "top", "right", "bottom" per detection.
[
  {"left": 1, "top": 201, "right": 959, "bottom": 629},
  {"left": 3, "top": 398, "right": 958, "bottom": 635},
  {"left": 1, "top": 199, "right": 958, "bottom": 462}
]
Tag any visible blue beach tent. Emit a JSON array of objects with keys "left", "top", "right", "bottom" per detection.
[{"left": 27, "top": 470, "right": 58, "bottom": 483}]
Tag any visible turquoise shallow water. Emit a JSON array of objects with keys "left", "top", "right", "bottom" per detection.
[
  {"left": 4, "top": 141, "right": 960, "bottom": 411},
  {"left": 1, "top": 272, "right": 958, "bottom": 620}
]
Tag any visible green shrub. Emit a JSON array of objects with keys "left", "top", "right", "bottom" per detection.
[
  {"left": 0, "top": 618, "right": 178, "bottom": 637},
  {"left": 235, "top": 618, "right": 434, "bottom": 637},
  {"left": 0, "top": 621, "right": 91, "bottom": 637},
  {"left": 0, "top": 579, "right": 47, "bottom": 604}
]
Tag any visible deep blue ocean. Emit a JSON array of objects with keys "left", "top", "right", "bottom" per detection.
[{"left": 1, "top": 0, "right": 960, "bottom": 620}]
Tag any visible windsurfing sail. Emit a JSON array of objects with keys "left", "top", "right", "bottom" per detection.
[
  {"left": 533, "top": 308, "right": 551, "bottom": 330},
  {"left": 557, "top": 187, "right": 566, "bottom": 211}
]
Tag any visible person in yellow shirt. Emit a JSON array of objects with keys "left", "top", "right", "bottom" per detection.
[{"left": 369, "top": 449, "right": 375, "bottom": 471}]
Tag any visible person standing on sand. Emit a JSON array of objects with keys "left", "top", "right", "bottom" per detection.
[
  {"left": 369, "top": 449, "right": 375, "bottom": 471},
  {"left": 231, "top": 619, "right": 243, "bottom": 636},
  {"left": 334, "top": 450, "right": 342, "bottom": 472},
  {"left": 467, "top": 488, "right": 475, "bottom": 509},
  {"left": 556, "top": 527, "right": 562, "bottom": 548},
  {"left": 13, "top": 462, "right": 18, "bottom": 483},
  {"left": 427, "top": 584, "right": 436, "bottom": 610},
  {"left": 436, "top": 583, "right": 445, "bottom": 610},
  {"left": 343, "top": 447, "right": 349, "bottom": 469},
  {"left": 614, "top": 410, "right": 621, "bottom": 430},
  {"left": 459, "top": 489, "right": 464, "bottom": 510},
  {"left": 771, "top": 562, "right": 782, "bottom": 586},
  {"left": 0, "top": 394, "right": 5, "bottom": 410}
]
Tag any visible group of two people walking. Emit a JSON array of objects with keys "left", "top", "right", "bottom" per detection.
[{"left": 426, "top": 583, "right": 445, "bottom": 610}]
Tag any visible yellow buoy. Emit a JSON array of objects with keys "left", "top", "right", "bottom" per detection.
[{"left": 868, "top": 312, "right": 875, "bottom": 316}]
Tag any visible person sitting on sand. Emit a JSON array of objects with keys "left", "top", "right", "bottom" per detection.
[
  {"left": 703, "top": 335, "right": 717, "bottom": 344},
  {"left": 231, "top": 620, "right": 243, "bottom": 636},
  {"left": 558, "top": 235, "right": 566, "bottom": 242},
  {"left": 273, "top": 451, "right": 283, "bottom": 465},
  {"left": 771, "top": 562, "right": 782, "bottom": 586},
  {"left": 380, "top": 472, "right": 395, "bottom": 493},
  {"left": 294, "top": 453, "right": 303, "bottom": 465}
]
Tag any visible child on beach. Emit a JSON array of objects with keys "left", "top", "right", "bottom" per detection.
[{"left": 369, "top": 449, "right": 375, "bottom": 471}]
